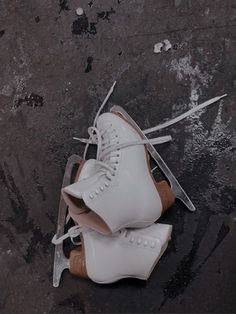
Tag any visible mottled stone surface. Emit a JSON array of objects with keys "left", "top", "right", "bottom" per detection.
[{"left": 0, "top": 0, "right": 236, "bottom": 313}]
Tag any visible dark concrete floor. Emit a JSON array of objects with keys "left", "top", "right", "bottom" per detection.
[{"left": 0, "top": 0, "right": 236, "bottom": 313}]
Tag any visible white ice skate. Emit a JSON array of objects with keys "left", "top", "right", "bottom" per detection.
[{"left": 53, "top": 222, "right": 172, "bottom": 284}]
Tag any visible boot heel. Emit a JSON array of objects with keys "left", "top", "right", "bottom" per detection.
[
  {"left": 155, "top": 180, "right": 175, "bottom": 212},
  {"left": 69, "top": 248, "right": 88, "bottom": 279}
]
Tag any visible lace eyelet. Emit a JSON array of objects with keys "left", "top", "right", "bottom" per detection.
[
  {"left": 137, "top": 239, "right": 142, "bottom": 245},
  {"left": 151, "top": 241, "right": 155, "bottom": 248}
]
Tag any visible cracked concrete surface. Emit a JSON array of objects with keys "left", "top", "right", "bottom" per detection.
[{"left": 0, "top": 0, "right": 236, "bottom": 313}]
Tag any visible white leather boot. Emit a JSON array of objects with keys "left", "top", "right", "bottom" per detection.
[
  {"left": 53, "top": 223, "right": 172, "bottom": 283},
  {"left": 62, "top": 112, "right": 175, "bottom": 235}
]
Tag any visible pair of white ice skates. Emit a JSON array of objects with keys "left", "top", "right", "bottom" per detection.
[{"left": 52, "top": 82, "right": 226, "bottom": 286}]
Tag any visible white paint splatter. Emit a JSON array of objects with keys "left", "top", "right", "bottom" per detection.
[
  {"left": 169, "top": 54, "right": 234, "bottom": 173},
  {"left": 207, "top": 102, "right": 234, "bottom": 156},
  {"left": 170, "top": 54, "right": 212, "bottom": 88},
  {"left": 190, "top": 89, "right": 199, "bottom": 103},
  {"left": 183, "top": 100, "right": 234, "bottom": 168},
  {"left": 163, "top": 39, "right": 172, "bottom": 51},
  {"left": 154, "top": 42, "right": 163, "bottom": 54},
  {"left": 154, "top": 39, "right": 172, "bottom": 53},
  {"left": 76, "top": 7, "right": 84, "bottom": 15}
]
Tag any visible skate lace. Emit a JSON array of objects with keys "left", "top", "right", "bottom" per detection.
[
  {"left": 73, "top": 81, "right": 227, "bottom": 179},
  {"left": 75, "top": 124, "right": 172, "bottom": 180},
  {"left": 52, "top": 225, "right": 82, "bottom": 245}
]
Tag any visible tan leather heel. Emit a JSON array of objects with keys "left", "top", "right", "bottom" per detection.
[
  {"left": 155, "top": 181, "right": 175, "bottom": 212},
  {"left": 75, "top": 160, "right": 86, "bottom": 181},
  {"left": 69, "top": 236, "right": 88, "bottom": 279}
]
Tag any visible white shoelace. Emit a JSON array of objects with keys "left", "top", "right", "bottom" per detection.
[
  {"left": 52, "top": 225, "right": 82, "bottom": 245},
  {"left": 52, "top": 83, "right": 227, "bottom": 246},
  {"left": 73, "top": 82, "right": 227, "bottom": 179},
  {"left": 142, "top": 94, "right": 227, "bottom": 134}
]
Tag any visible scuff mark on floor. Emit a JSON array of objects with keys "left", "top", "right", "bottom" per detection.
[
  {"left": 15, "top": 93, "right": 44, "bottom": 109},
  {"left": 72, "top": 14, "right": 97, "bottom": 35},
  {"left": 59, "top": 0, "right": 69, "bottom": 13},
  {"left": 85, "top": 57, "right": 93, "bottom": 73},
  {"left": 35, "top": 16, "right": 40, "bottom": 23},
  {"left": 52, "top": 294, "right": 86, "bottom": 313},
  {"left": 97, "top": 8, "right": 116, "bottom": 21},
  {"left": 0, "top": 30, "right": 5, "bottom": 38},
  {"left": 32, "top": 170, "right": 47, "bottom": 201}
]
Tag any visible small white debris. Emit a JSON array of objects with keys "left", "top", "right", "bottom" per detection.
[
  {"left": 154, "top": 42, "right": 163, "bottom": 53},
  {"left": 205, "top": 8, "right": 210, "bottom": 15},
  {"left": 190, "top": 89, "right": 199, "bottom": 103},
  {"left": 76, "top": 7, "right": 84, "bottom": 16},
  {"left": 163, "top": 39, "right": 172, "bottom": 51},
  {"left": 154, "top": 39, "right": 172, "bottom": 54}
]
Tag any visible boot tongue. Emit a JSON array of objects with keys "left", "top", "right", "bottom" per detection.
[
  {"left": 96, "top": 113, "right": 116, "bottom": 161},
  {"left": 78, "top": 159, "right": 102, "bottom": 181},
  {"left": 62, "top": 159, "right": 103, "bottom": 215},
  {"left": 96, "top": 112, "right": 114, "bottom": 129}
]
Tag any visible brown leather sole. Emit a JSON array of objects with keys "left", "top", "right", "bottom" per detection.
[
  {"left": 155, "top": 181, "right": 175, "bottom": 213},
  {"left": 69, "top": 235, "right": 89, "bottom": 279}
]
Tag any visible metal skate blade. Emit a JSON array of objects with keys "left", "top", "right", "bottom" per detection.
[
  {"left": 53, "top": 154, "right": 83, "bottom": 287},
  {"left": 110, "top": 106, "right": 196, "bottom": 212}
]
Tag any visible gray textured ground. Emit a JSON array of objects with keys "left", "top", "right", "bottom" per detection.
[{"left": 0, "top": 0, "right": 236, "bottom": 313}]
